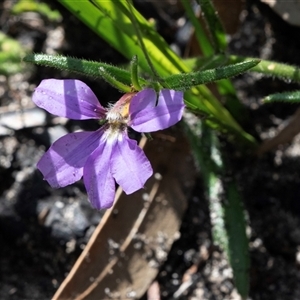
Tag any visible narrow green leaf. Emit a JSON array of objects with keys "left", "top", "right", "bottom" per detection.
[
  {"left": 224, "top": 181, "right": 249, "bottom": 299},
  {"left": 60, "top": 0, "right": 184, "bottom": 77},
  {"left": 57, "top": 1, "right": 258, "bottom": 148},
  {"left": 183, "top": 114, "right": 220, "bottom": 181},
  {"left": 164, "top": 60, "right": 260, "bottom": 90},
  {"left": 196, "top": 0, "right": 227, "bottom": 53},
  {"left": 179, "top": 0, "right": 213, "bottom": 56},
  {"left": 186, "top": 55, "right": 300, "bottom": 83},
  {"left": 264, "top": 90, "right": 300, "bottom": 103},
  {"left": 191, "top": 55, "right": 229, "bottom": 71},
  {"left": 184, "top": 118, "right": 250, "bottom": 299},
  {"left": 229, "top": 56, "right": 300, "bottom": 83},
  {"left": 98, "top": 67, "right": 131, "bottom": 92},
  {"left": 130, "top": 55, "right": 142, "bottom": 91},
  {"left": 23, "top": 53, "right": 147, "bottom": 86}
]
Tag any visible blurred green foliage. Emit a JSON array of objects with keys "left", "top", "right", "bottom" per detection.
[
  {"left": 0, "top": 31, "right": 26, "bottom": 76},
  {"left": 11, "top": 0, "right": 62, "bottom": 22}
]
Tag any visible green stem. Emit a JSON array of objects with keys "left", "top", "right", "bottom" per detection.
[
  {"left": 126, "top": 0, "right": 161, "bottom": 83},
  {"left": 130, "top": 55, "right": 142, "bottom": 91},
  {"left": 229, "top": 55, "right": 300, "bottom": 82},
  {"left": 99, "top": 67, "right": 132, "bottom": 92}
]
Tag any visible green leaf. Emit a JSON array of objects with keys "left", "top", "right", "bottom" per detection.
[
  {"left": 12, "top": 0, "right": 62, "bottom": 22},
  {"left": 0, "top": 32, "right": 26, "bottom": 75},
  {"left": 23, "top": 53, "right": 147, "bottom": 86},
  {"left": 264, "top": 90, "right": 300, "bottom": 103},
  {"left": 179, "top": 0, "right": 213, "bottom": 57},
  {"left": 182, "top": 55, "right": 225, "bottom": 70},
  {"left": 196, "top": 0, "right": 227, "bottom": 53},
  {"left": 130, "top": 55, "right": 142, "bottom": 91},
  {"left": 164, "top": 60, "right": 260, "bottom": 90},
  {"left": 229, "top": 56, "right": 300, "bottom": 83},
  {"left": 59, "top": 0, "right": 184, "bottom": 77},
  {"left": 184, "top": 118, "right": 250, "bottom": 299},
  {"left": 57, "top": 1, "right": 257, "bottom": 148},
  {"left": 98, "top": 67, "right": 131, "bottom": 92},
  {"left": 224, "top": 181, "right": 249, "bottom": 299},
  {"left": 185, "top": 55, "right": 300, "bottom": 83}
]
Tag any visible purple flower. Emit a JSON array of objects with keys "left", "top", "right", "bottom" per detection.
[{"left": 33, "top": 79, "right": 184, "bottom": 209}]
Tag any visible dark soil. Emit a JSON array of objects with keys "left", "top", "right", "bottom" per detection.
[{"left": 0, "top": 1, "right": 300, "bottom": 300}]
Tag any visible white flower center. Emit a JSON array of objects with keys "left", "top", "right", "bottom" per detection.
[
  {"left": 105, "top": 92, "right": 135, "bottom": 124},
  {"left": 103, "top": 125, "right": 124, "bottom": 144},
  {"left": 102, "top": 93, "right": 135, "bottom": 144}
]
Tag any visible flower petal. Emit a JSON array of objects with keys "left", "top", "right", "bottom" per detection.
[
  {"left": 33, "top": 79, "right": 106, "bottom": 120},
  {"left": 83, "top": 143, "right": 115, "bottom": 210},
  {"left": 37, "top": 130, "right": 102, "bottom": 188},
  {"left": 110, "top": 133, "right": 153, "bottom": 194},
  {"left": 129, "top": 88, "right": 185, "bottom": 132}
]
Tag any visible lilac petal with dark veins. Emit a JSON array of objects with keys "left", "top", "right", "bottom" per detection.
[
  {"left": 129, "top": 88, "right": 185, "bottom": 132},
  {"left": 83, "top": 141, "right": 115, "bottom": 210},
  {"left": 110, "top": 133, "right": 153, "bottom": 194},
  {"left": 37, "top": 130, "right": 103, "bottom": 188},
  {"left": 33, "top": 79, "right": 106, "bottom": 120}
]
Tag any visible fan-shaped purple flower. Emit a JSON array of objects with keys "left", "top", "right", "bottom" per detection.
[{"left": 33, "top": 79, "right": 185, "bottom": 209}]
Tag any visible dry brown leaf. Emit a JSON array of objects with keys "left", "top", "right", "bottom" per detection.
[
  {"left": 257, "top": 107, "right": 300, "bottom": 155},
  {"left": 260, "top": 0, "right": 300, "bottom": 27}
]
